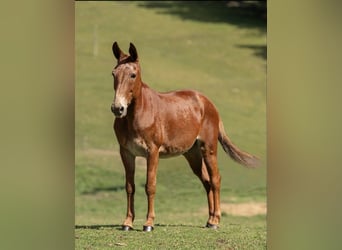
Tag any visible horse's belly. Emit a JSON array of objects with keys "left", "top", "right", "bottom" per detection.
[
  {"left": 125, "top": 138, "right": 194, "bottom": 158},
  {"left": 158, "top": 145, "right": 186, "bottom": 158},
  {"left": 158, "top": 140, "right": 196, "bottom": 158}
]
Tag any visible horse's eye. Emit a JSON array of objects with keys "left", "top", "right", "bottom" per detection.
[{"left": 130, "top": 73, "right": 136, "bottom": 78}]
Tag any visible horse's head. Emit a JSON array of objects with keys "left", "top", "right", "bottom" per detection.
[{"left": 111, "top": 42, "right": 141, "bottom": 118}]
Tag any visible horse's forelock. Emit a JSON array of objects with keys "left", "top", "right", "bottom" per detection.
[{"left": 116, "top": 56, "right": 138, "bottom": 67}]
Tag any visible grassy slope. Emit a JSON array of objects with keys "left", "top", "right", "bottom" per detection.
[{"left": 76, "top": 1, "right": 266, "bottom": 249}]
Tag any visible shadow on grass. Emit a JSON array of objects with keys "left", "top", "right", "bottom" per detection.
[
  {"left": 155, "top": 223, "right": 205, "bottom": 229},
  {"left": 236, "top": 44, "right": 267, "bottom": 60},
  {"left": 81, "top": 185, "right": 125, "bottom": 195},
  {"left": 75, "top": 223, "right": 205, "bottom": 231},
  {"left": 137, "top": 1, "right": 266, "bottom": 33},
  {"left": 136, "top": 1, "right": 266, "bottom": 61},
  {"left": 75, "top": 224, "right": 123, "bottom": 231}
]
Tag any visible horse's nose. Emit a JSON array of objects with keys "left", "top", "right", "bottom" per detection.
[{"left": 111, "top": 104, "right": 125, "bottom": 117}]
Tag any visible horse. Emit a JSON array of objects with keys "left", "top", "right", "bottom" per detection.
[{"left": 110, "top": 42, "right": 260, "bottom": 232}]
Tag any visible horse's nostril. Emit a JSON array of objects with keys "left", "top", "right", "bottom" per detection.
[{"left": 111, "top": 105, "right": 126, "bottom": 117}]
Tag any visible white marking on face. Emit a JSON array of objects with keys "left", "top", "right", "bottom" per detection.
[
  {"left": 125, "top": 64, "right": 134, "bottom": 70},
  {"left": 112, "top": 63, "right": 137, "bottom": 118},
  {"left": 114, "top": 95, "right": 128, "bottom": 117},
  {"left": 115, "top": 95, "right": 127, "bottom": 106}
]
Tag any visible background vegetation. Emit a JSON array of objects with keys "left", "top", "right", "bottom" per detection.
[{"left": 76, "top": 1, "right": 266, "bottom": 249}]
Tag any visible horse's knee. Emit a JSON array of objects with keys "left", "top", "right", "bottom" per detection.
[
  {"left": 145, "top": 183, "right": 156, "bottom": 195},
  {"left": 126, "top": 183, "right": 135, "bottom": 194}
]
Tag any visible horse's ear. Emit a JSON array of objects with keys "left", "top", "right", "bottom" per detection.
[
  {"left": 129, "top": 42, "right": 138, "bottom": 61},
  {"left": 112, "top": 42, "right": 124, "bottom": 60}
]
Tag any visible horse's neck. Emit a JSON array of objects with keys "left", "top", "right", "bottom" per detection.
[
  {"left": 125, "top": 82, "right": 158, "bottom": 130},
  {"left": 130, "top": 82, "right": 157, "bottom": 116},
  {"left": 139, "top": 82, "right": 158, "bottom": 103}
]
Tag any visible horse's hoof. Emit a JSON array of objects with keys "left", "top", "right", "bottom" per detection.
[
  {"left": 122, "top": 225, "right": 133, "bottom": 231},
  {"left": 143, "top": 225, "right": 154, "bottom": 232},
  {"left": 206, "top": 223, "right": 219, "bottom": 229}
]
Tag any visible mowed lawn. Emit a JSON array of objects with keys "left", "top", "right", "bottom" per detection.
[{"left": 75, "top": 2, "right": 266, "bottom": 249}]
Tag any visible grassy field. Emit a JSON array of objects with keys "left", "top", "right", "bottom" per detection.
[{"left": 76, "top": 1, "right": 266, "bottom": 249}]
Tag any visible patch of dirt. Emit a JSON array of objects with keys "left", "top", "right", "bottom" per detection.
[
  {"left": 200, "top": 202, "right": 266, "bottom": 217},
  {"left": 220, "top": 202, "right": 266, "bottom": 216}
]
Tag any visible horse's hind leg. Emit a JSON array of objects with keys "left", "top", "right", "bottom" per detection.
[
  {"left": 201, "top": 142, "right": 221, "bottom": 228},
  {"left": 183, "top": 141, "right": 215, "bottom": 227},
  {"left": 120, "top": 147, "right": 136, "bottom": 231}
]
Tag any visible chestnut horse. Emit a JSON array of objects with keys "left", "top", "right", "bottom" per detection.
[{"left": 110, "top": 42, "right": 259, "bottom": 232}]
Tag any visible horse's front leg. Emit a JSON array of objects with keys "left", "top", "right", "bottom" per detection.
[
  {"left": 120, "top": 146, "right": 136, "bottom": 231},
  {"left": 143, "top": 146, "right": 159, "bottom": 231}
]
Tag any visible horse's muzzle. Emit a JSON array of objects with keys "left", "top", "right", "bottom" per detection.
[{"left": 111, "top": 104, "right": 126, "bottom": 118}]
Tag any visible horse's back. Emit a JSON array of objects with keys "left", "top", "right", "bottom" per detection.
[
  {"left": 157, "top": 89, "right": 206, "bottom": 124},
  {"left": 156, "top": 88, "right": 220, "bottom": 144}
]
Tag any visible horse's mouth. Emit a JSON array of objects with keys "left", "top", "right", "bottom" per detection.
[{"left": 114, "top": 113, "right": 126, "bottom": 118}]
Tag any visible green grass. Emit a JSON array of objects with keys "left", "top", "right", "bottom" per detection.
[
  {"left": 75, "top": 216, "right": 266, "bottom": 250},
  {"left": 76, "top": 1, "right": 266, "bottom": 249}
]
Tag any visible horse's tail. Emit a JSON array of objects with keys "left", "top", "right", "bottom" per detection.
[{"left": 218, "top": 120, "right": 260, "bottom": 168}]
